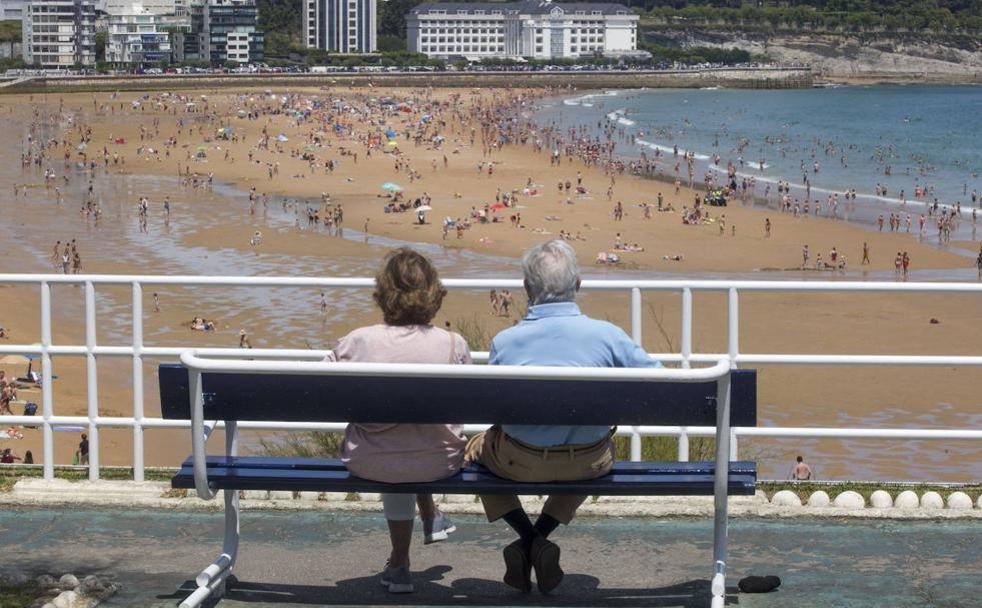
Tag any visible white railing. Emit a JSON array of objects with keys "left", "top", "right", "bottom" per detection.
[{"left": 1, "top": 273, "right": 981, "bottom": 483}]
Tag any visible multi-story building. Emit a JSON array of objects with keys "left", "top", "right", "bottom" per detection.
[
  {"left": 407, "top": 0, "right": 638, "bottom": 61},
  {"left": 104, "top": 0, "right": 184, "bottom": 16},
  {"left": 303, "top": 0, "right": 376, "bottom": 53},
  {"left": 106, "top": 3, "right": 172, "bottom": 65},
  {"left": 22, "top": 0, "right": 97, "bottom": 68},
  {"left": 1, "top": 0, "right": 27, "bottom": 21},
  {"left": 175, "top": 0, "right": 261, "bottom": 64}
]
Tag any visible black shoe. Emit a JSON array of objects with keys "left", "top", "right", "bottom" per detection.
[
  {"left": 738, "top": 575, "right": 781, "bottom": 593},
  {"left": 530, "top": 536, "right": 563, "bottom": 593},
  {"left": 502, "top": 540, "right": 532, "bottom": 593}
]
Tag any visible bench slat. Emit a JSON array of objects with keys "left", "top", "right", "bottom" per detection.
[
  {"left": 171, "top": 461, "right": 756, "bottom": 496},
  {"left": 158, "top": 364, "right": 757, "bottom": 426},
  {"left": 186, "top": 455, "right": 757, "bottom": 476}
]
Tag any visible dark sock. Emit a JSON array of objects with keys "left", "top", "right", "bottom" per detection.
[
  {"left": 502, "top": 509, "right": 536, "bottom": 547},
  {"left": 533, "top": 514, "right": 561, "bottom": 539}
]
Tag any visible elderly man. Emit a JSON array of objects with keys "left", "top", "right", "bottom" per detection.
[{"left": 466, "top": 240, "right": 661, "bottom": 593}]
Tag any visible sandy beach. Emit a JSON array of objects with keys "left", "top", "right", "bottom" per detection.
[{"left": 0, "top": 86, "right": 979, "bottom": 482}]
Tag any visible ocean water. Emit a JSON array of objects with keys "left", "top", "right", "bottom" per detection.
[{"left": 547, "top": 85, "right": 982, "bottom": 232}]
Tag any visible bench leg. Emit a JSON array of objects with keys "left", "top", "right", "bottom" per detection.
[
  {"left": 710, "top": 375, "right": 731, "bottom": 608},
  {"left": 181, "top": 422, "right": 241, "bottom": 608}
]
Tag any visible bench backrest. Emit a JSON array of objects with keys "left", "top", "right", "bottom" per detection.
[{"left": 158, "top": 364, "right": 756, "bottom": 426}]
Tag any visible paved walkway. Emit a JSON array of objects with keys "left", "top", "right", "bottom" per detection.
[{"left": 2, "top": 507, "right": 978, "bottom": 607}]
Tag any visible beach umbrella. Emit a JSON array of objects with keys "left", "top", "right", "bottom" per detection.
[
  {"left": 196, "top": 145, "right": 208, "bottom": 151},
  {"left": 386, "top": 140, "right": 399, "bottom": 147},
  {"left": 416, "top": 205, "right": 433, "bottom": 213},
  {"left": 277, "top": 134, "right": 289, "bottom": 142},
  {"left": 381, "top": 183, "right": 403, "bottom": 191},
  {"left": 0, "top": 354, "right": 30, "bottom": 366}
]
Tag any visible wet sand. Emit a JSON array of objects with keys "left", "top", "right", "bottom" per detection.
[{"left": 0, "top": 87, "right": 980, "bottom": 482}]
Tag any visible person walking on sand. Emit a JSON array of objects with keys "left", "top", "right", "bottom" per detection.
[
  {"left": 489, "top": 289, "right": 500, "bottom": 316},
  {"left": 764, "top": 218, "right": 771, "bottom": 238},
  {"left": 862, "top": 242, "right": 870, "bottom": 265},
  {"left": 802, "top": 244, "right": 809, "bottom": 268},
  {"left": 499, "top": 290, "right": 513, "bottom": 317}
]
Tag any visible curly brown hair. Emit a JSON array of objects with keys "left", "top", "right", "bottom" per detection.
[{"left": 373, "top": 248, "right": 447, "bottom": 326}]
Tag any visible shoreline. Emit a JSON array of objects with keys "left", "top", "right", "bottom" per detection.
[{"left": 0, "top": 66, "right": 813, "bottom": 95}]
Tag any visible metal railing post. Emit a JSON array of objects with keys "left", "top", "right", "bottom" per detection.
[
  {"left": 727, "top": 288, "right": 739, "bottom": 368},
  {"left": 678, "top": 429, "right": 690, "bottom": 462},
  {"left": 630, "top": 429, "right": 641, "bottom": 462},
  {"left": 630, "top": 287, "right": 642, "bottom": 345},
  {"left": 132, "top": 282, "right": 144, "bottom": 482},
  {"left": 681, "top": 287, "right": 692, "bottom": 369},
  {"left": 85, "top": 281, "right": 100, "bottom": 480},
  {"left": 40, "top": 281, "right": 54, "bottom": 480}
]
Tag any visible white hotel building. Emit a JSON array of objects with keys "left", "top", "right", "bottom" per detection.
[{"left": 407, "top": 0, "right": 638, "bottom": 61}]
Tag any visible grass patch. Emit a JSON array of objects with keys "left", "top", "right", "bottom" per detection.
[
  {"left": 0, "top": 582, "right": 40, "bottom": 608},
  {"left": 0, "top": 466, "right": 177, "bottom": 491}
]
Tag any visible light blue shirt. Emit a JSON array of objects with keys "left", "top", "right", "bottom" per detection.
[{"left": 489, "top": 301, "right": 662, "bottom": 447}]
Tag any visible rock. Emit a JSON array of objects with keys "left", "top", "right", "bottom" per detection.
[
  {"left": 833, "top": 490, "right": 865, "bottom": 509},
  {"left": 0, "top": 570, "right": 28, "bottom": 585},
  {"left": 52, "top": 590, "right": 77, "bottom": 608},
  {"left": 58, "top": 574, "right": 79, "bottom": 590},
  {"left": 80, "top": 575, "right": 105, "bottom": 594},
  {"left": 42, "top": 604, "right": 57, "bottom": 608},
  {"left": 770, "top": 490, "right": 802, "bottom": 507},
  {"left": 37, "top": 575, "right": 58, "bottom": 589},
  {"left": 869, "top": 490, "right": 893, "bottom": 509},
  {"left": 946, "top": 491, "right": 973, "bottom": 510},
  {"left": 921, "top": 491, "right": 944, "bottom": 509},
  {"left": 806, "top": 491, "right": 830, "bottom": 507},
  {"left": 894, "top": 490, "right": 920, "bottom": 509}
]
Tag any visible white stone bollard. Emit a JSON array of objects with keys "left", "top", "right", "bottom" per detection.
[
  {"left": 920, "top": 491, "right": 944, "bottom": 510},
  {"left": 946, "top": 491, "right": 973, "bottom": 510},
  {"left": 833, "top": 490, "right": 865, "bottom": 509},
  {"left": 869, "top": 490, "right": 893, "bottom": 509},
  {"left": 806, "top": 491, "right": 830, "bottom": 507},
  {"left": 894, "top": 490, "right": 919, "bottom": 509},
  {"left": 770, "top": 490, "right": 802, "bottom": 507}
]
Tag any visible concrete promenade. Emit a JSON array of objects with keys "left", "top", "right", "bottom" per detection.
[{"left": 3, "top": 506, "right": 978, "bottom": 607}]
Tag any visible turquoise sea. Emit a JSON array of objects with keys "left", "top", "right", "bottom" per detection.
[{"left": 541, "top": 85, "right": 982, "bottom": 239}]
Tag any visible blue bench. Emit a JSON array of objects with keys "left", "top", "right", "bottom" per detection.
[{"left": 160, "top": 354, "right": 756, "bottom": 608}]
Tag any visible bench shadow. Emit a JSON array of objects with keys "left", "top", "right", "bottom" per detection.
[{"left": 162, "top": 566, "right": 739, "bottom": 607}]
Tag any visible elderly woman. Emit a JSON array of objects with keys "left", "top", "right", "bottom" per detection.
[{"left": 326, "top": 248, "right": 469, "bottom": 593}]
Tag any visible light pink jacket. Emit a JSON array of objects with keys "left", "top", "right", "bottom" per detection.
[{"left": 325, "top": 324, "right": 470, "bottom": 483}]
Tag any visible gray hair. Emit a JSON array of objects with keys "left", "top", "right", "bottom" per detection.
[{"left": 522, "top": 240, "right": 580, "bottom": 306}]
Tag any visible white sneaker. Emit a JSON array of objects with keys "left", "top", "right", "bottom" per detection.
[{"left": 422, "top": 512, "right": 457, "bottom": 545}]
